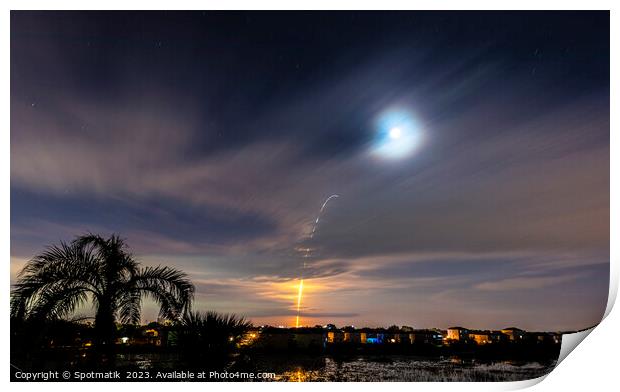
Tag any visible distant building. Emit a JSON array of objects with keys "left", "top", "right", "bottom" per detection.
[
  {"left": 468, "top": 331, "right": 504, "bottom": 345},
  {"left": 326, "top": 331, "right": 344, "bottom": 343},
  {"left": 120, "top": 327, "right": 164, "bottom": 346},
  {"left": 364, "top": 332, "right": 384, "bottom": 344},
  {"left": 501, "top": 327, "right": 526, "bottom": 341},
  {"left": 409, "top": 329, "right": 444, "bottom": 345},
  {"left": 343, "top": 331, "right": 368, "bottom": 343},
  {"left": 527, "top": 332, "right": 561, "bottom": 345},
  {"left": 446, "top": 327, "right": 469, "bottom": 341},
  {"left": 387, "top": 332, "right": 409, "bottom": 344},
  {"left": 227, "top": 321, "right": 564, "bottom": 353}
]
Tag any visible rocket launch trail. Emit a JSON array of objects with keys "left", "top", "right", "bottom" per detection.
[{"left": 295, "top": 194, "right": 339, "bottom": 327}]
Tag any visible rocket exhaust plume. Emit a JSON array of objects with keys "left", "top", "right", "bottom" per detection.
[
  {"left": 295, "top": 194, "right": 339, "bottom": 328},
  {"left": 295, "top": 279, "right": 304, "bottom": 328}
]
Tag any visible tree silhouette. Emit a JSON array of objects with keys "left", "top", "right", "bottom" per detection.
[
  {"left": 177, "top": 310, "right": 251, "bottom": 363},
  {"left": 10, "top": 233, "right": 194, "bottom": 351}
]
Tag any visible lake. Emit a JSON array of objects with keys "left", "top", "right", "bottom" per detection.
[
  {"left": 111, "top": 352, "right": 557, "bottom": 382},
  {"left": 237, "top": 354, "right": 557, "bottom": 382}
]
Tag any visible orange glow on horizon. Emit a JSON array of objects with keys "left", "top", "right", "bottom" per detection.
[{"left": 196, "top": 273, "right": 351, "bottom": 327}]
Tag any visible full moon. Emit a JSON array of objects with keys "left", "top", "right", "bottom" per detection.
[
  {"left": 372, "top": 110, "right": 422, "bottom": 160},
  {"left": 389, "top": 127, "right": 402, "bottom": 139}
]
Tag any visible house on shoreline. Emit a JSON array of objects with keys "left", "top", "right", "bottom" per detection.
[
  {"left": 501, "top": 327, "right": 526, "bottom": 341},
  {"left": 446, "top": 327, "right": 469, "bottom": 341}
]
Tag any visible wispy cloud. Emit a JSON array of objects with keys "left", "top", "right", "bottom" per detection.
[{"left": 473, "top": 274, "right": 583, "bottom": 291}]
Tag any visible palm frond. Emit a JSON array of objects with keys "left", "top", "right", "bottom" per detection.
[
  {"left": 28, "top": 283, "right": 91, "bottom": 320},
  {"left": 11, "top": 232, "right": 196, "bottom": 351},
  {"left": 11, "top": 241, "right": 102, "bottom": 319},
  {"left": 131, "top": 266, "right": 194, "bottom": 320},
  {"left": 178, "top": 310, "right": 252, "bottom": 352},
  {"left": 117, "top": 289, "right": 142, "bottom": 325}
]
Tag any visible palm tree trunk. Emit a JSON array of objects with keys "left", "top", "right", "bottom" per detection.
[{"left": 94, "top": 301, "right": 116, "bottom": 361}]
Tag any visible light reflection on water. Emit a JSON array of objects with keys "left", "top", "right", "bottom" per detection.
[
  {"left": 112, "top": 353, "right": 556, "bottom": 382},
  {"left": 115, "top": 352, "right": 181, "bottom": 370},
  {"left": 269, "top": 357, "right": 556, "bottom": 382}
]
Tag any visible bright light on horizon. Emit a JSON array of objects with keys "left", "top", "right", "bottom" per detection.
[{"left": 295, "top": 278, "right": 304, "bottom": 328}]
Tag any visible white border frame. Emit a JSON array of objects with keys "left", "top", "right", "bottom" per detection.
[{"left": 2, "top": 3, "right": 616, "bottom": 391}]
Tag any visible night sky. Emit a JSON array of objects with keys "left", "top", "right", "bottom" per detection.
[{"left": 11, "top": 11, "right": 609, "bottom": 331}]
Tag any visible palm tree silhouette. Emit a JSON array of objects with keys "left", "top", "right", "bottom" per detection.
[
  {"left": 177, "top": 311, "right": 252, "bottom": 364},
  {"left": 10, "top": 233, "right": 194, "bottom": 350}
]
